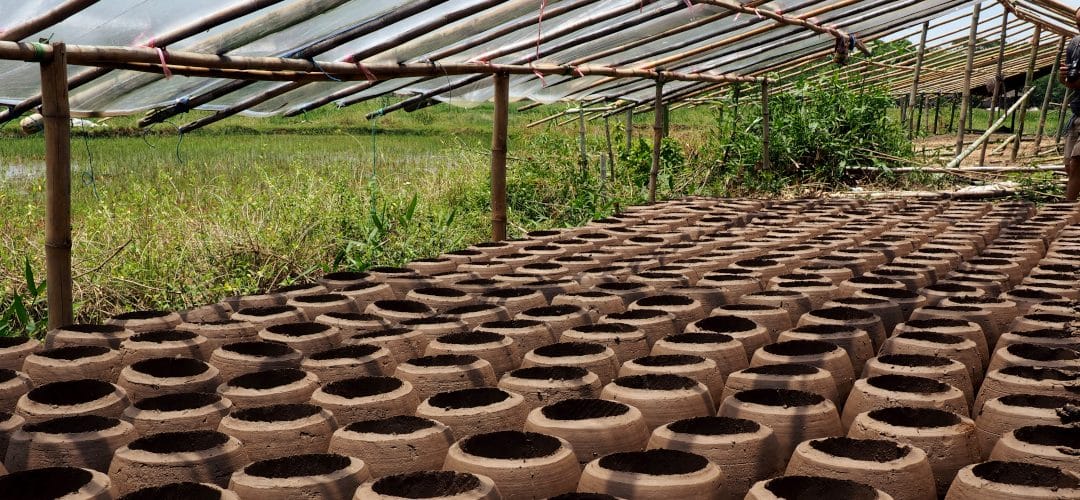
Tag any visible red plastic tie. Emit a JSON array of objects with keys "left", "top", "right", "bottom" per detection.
[
  {"left": 356, "top": 62, "right": 377, "bottom": 81},
  {"left": 572, "top": 65, "right": 585, "bottom": 77},
  {"left": 530, "top": 63, "right": 547, "bottom": 87}
]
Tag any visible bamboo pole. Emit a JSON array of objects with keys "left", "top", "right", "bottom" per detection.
[
  {"left": 40, "top": 42, "right": 73, "bottom": 329},
  {"left": 957, "top": 2, "right": 982, "bottom": 156},
  {"left": 625, "top": 109, "right": 633, "bottom": 149},
  {"left": 1035, "top": 36, "right": 1066, "bottom": 150},
  {"left": 0, "top": 0, "right": 98, "bottom": 42},
  {"left": 915, "top": 94, "right": 925, "bottom": 136},
  {"left": 491, "top": 73, "right": 509, "bottom": 242},
  {"left": 578, "top": 106, "right": 588, "bottom": 172},
  {"left": 933, "top": 92, "right": 942, "bottom": 134},
  {"left": 648, "top": 80, "right": 663, "bottom": 204},
  {"left": 948, "top": 86, "right": 1037, "bottom": 169},
  {"left": 1012, "top": 25, "right": 1043, "bottom": 161},
  {"left": 761, "top": 78, "right": 771, "bottom": 173},
  {"left": 908, "top": 22, "right": 930, "bottom": 136},
  {"left": 981, "top": 11, "right": 1010, "bottom": 165},
  {"left": 604, "top": 114, "right": 615, "bottom": 171},
  {"left": 948, "top": 93, "right": 958, "bottom": 134}
]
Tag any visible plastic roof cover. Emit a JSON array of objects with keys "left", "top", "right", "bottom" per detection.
[{"left": 0, "top": 0, "right": 980, "bottom": 117}]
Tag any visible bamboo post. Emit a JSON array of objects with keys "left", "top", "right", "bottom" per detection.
[
  {"left": 981, "top": 11, "right": 1009, "bottom": 164},
  {"left": 1012, "top": 25, "right": 1042, "bottom": 161},
  {"left": 907, "top": 21, "right": 929, "bottom": 136},
  {"left": 625, "top": 108, "right": 633, "bottom": 149},
  {"left": 957, "top": 3, "right": 981, "bottom": 156},
  {"left": 490, "top": 72, "right": 509, "bottom": 241},
  {"left": 948, "top": 94, "right": 958, "bottom": 134},
  {"left": 662, "top": 104, "right": 670, "bottom": 138},
  {"left": 40, "top": 43, "right": 73, "bottom": 329},
  {"left": 915, "top": 94, "right": 925, "bottom": 136},
  {"left": 578, "top": 105, "right": 587, "bottom": 172},
  {"left": 761, "top": 78, "right": 771, "bottom": 173},
  {"left": 648, "top": 79, "right": 663, "bottom": 204},
  {"left": 1035, "top": 37, "right": 1066, "bottom": 150},
  {"left": 933, "top": 92, "right": 941, "bottom": 134},
  {"left": 948, "top": 86, "right": 1036, "bottom": 169},
  {"left": 604, "top": 114, "right": 615, "bottom": 171}
]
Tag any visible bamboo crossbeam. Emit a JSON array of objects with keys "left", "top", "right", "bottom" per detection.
[
  {"left": 0, "top": 0, "right": 98, "bottom": 42},
  {"left": 0, "top": 42, "right": 761, "bottom": 84}
]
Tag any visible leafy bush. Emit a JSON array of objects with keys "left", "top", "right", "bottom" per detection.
[{"left": 705, "top": 76, "right": 913, "bottom": 194}]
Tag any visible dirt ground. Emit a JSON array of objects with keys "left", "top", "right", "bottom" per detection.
[{"left": 914, "top": 133, "right": 1065, "bottom": 167}]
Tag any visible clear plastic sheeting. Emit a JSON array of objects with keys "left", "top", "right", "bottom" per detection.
[{"left": 0, "top": 0, "right": 988, "bottom": 121}]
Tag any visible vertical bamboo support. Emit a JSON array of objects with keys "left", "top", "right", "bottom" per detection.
[
  {"left": 648, "top": 79, "right": 663, "bottom": 204},
  {"left": 981, "top": 11, "right": 1009, "bottom": 164},
  {"left": 948, "top": 94, "right": 958, "bottom": 134},
  {"left": 915, "top": 94, "right": 925, "bottom": 135},
  {"left": 1011, "top": 26, "right": 1042, "bottom": 162},
  {"left": 604, "top": 114, "right": 615, "bottom": 172},
  {"left": 625, "top": 108, "right": 633, "bottom": 149},
  {"left": 1035, "top": 37, "right": 1066, "bottom": 151},
  {"left": 490, "top": 72, "right": 509, "bottom": 242},
  {"left": 956, "top": 2, "right": 981, "bottom": 156},
  {"left": 761, "top": 78, "right": 771, "bottom": 173},
  {"left": 933, "top": 92, "right": 941, "bottom": 134},
  {"left": 578, "top": 105, "right": 587, "bottom": 172},
  {"left": 662, "top": 104, "right": 670, "bottom": 138},
  {"left": 908, "top": 21, "right": 929, "bottom": 137},
  {"left": 40, "top": 43, "right": 73, "bottom": 329}
]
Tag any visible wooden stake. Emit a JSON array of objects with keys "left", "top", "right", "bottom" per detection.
[
  {"left": 956, "top": 3, "right": 981, "bottom": 156},
  {"left": 908, "top": 21, "right": 929, "bottom": 136},
  {"left": 948, "top": 94, "right": 958, "bottom": 134},
  {"left": 1057, "top": 89, "right": 1071, "bottom": 147},
  {"left": 625, "top": 108, "right": 633, "bottom": 149},
  {"left": 491, "top": 73, "right": 508, "bottom": 241},
  {"left": 761, "top": 78, "right": 771, "bottom": 173},
  {"left": 648, "top": 79, "right": 663, "bottom": 204},
  {"left": 40, "top": 43, "right": 73, "bottom": 329},
  {"left": 1035, "top": 36, "right": 1066, "bottom": 151}
]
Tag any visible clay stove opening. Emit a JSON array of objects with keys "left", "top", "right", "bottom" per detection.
[
  {"left": 128, "top": 430, "right": 230, "bottom": 454},
  {"left": 734, "top": 388, "right": 824, "bottom": 407},
  {"left": 632, "top": 355, "right": 704, "bottom": 367},
  {"left": 245, "top": 453, "right": 352, "bottom": 478},
  {"left": 345, "top": 415, "right": 437, "bottom": 435},
  {"left": 809, "top": 437, "right": 910, "bottom": 462},
  {"left": 695, "top": 316, "right": 757, "bottom": 333},
  {"left": 133, "top": 392, "right": 222, "bottom": 412},
  {"left": 23, "top": 415, "right": 120, "bottom": 434},
  {"left": 308, "top": 345, "right": 381, "bottom": 361},
  {"left": 868, "top": 407, "right": 960, "bottom": 428},
  {"left": 428, "top": 387, "right": 511, "bottom": 410},
  {"left": 743, "top": 363, "right": 820, "bottom": 376},
  {"left": 372, "top": 471, "right": 482, "bottom": 498},
  {"left": 763, "top": 340, "right": 838, "bottom": 357},
  {"left": 437, "top": 331, "right": 504, "bottom": 345},
  {"left": 598, "top": 449, "right": 709, "bottom": 475},
  {"left": 131, "top": 357, "right": 210, "bottom": 378},
  {"left": 120, "top": 482, "right": 223, "bottom": 500},
  {"left": 222, "top": 341, "right": 295, "bottom": 358},
  {"left": 459, "top": 431, "right": 562, "bottom": 460},
  {"left": 228, "top": 368, "right": 308, "bottom": 390},
  {"left": 27, "top": 379, "right": 114, "bottom": 406},
  {"left": 668, "top": 416, "right": 760, "bottom": 436},
  {"left": 231, "top": 403, "right": 322, "bottom": 423},
  {"left": 764, "top": 475, "right": 877, "bottom": 500},
  {"left": 0, "top": 467, "right": 97, "bottom": 499},
  {"left": 323, "top": 376, "right": 403, "bottom": 398},
  {"left": 540, "top": 398, "right": 629, "bottom": 421},
  {"left": 36, "top": 345, "right": 111, "bottom": 360},
  {"left": 665, "top": 332, "right": 735, "bottom": 344},
  {"left": 970, "top": 461, "right": 1080, "bottom": 489},
  {"left": 510, "top": 366, "right": 588, "bottom": 380},
  {"left": 878, "top": 354, "right": 953, "bottom": 367},
  {"left": 534, "top": 342, "right": 607, "bottom": 358},
  {"left": 614, "top": 374, "right": 698, "bottom": 391},
  {"left": 406, "top": 354, "right": 478, "bottom": 367},
  {"left": 866, "top": 374, "right": 949, "bottom": 394}
]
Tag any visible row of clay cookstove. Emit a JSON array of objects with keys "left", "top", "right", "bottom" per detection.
[{"left": 0, "top": 197, "right": 1078, "bottom": 500}]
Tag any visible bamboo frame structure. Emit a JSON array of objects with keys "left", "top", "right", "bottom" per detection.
[
  {"left": 1010, "top": 25, "right": 1042, "bottom": 161},
  {"left": 1035, "top": 37, "right": 1065, "bottom": 149},
  {"left": 648, "top": 80, "right": 664, "bottom": 204},
  {"left": 906, "top": 22, "right": 929, "bottom": 134},
  {"left": 0, "top": 0, "right": 99, "bottom": 42},
  {"left": 957, "top": 2, "right": 983, "bottom": 155}
]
